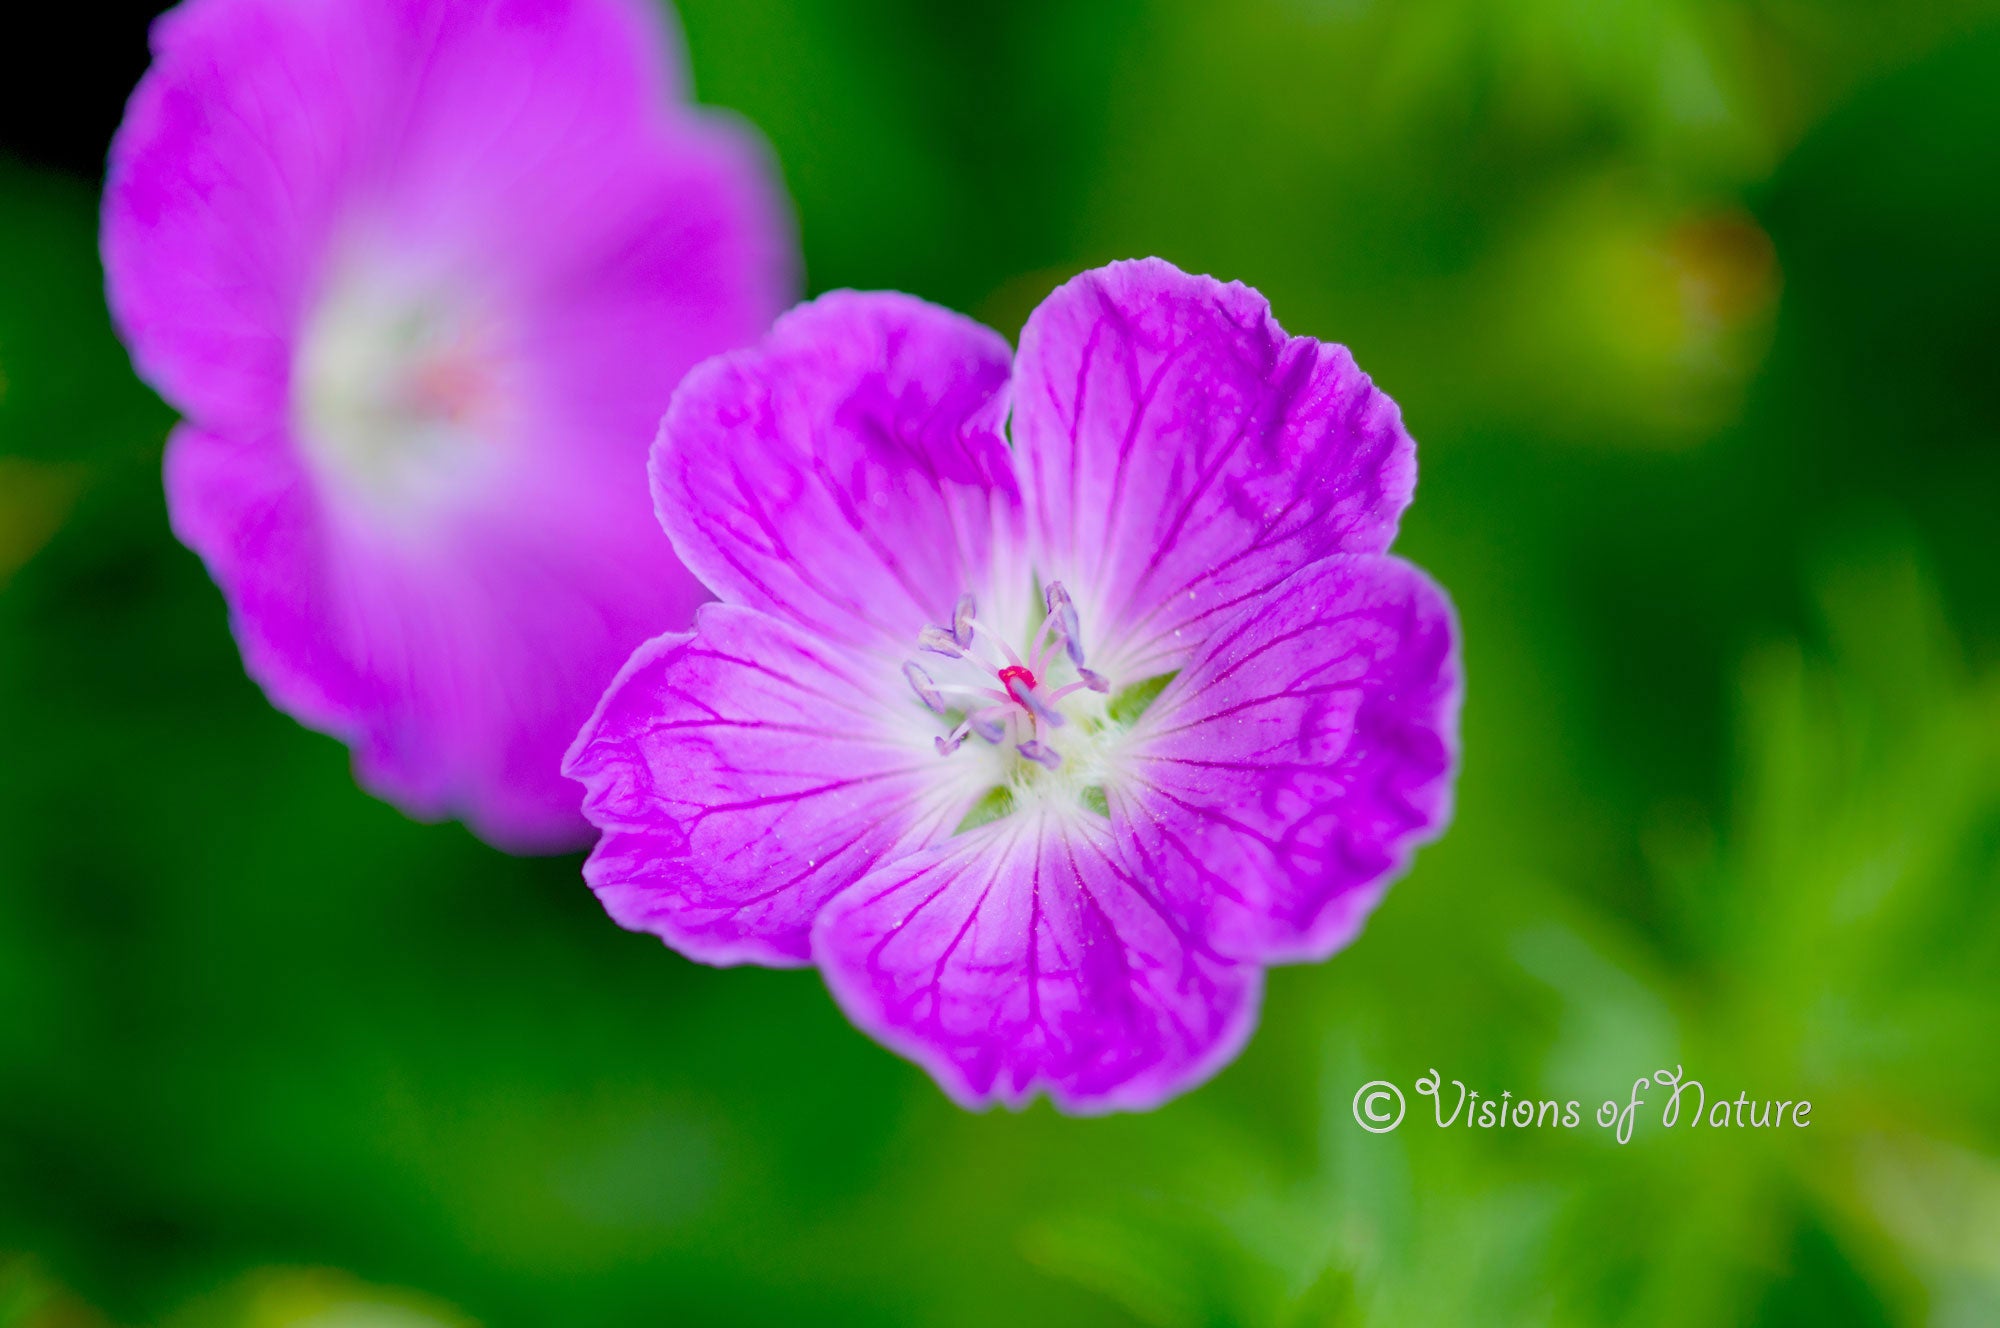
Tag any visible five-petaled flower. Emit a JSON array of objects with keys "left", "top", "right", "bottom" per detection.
[
  {"left": 568, "top": 259, "right": 1462, "bottom": 1111},
  {"left": 103, "top": 0, "right": 796, "bottom": 849}
]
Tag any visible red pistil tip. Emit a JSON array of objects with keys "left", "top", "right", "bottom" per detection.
[{"left": 998, "top": 665, "right": 1038, "bottom": 706}]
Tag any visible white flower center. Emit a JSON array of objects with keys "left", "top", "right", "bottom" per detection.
[
  {"left": 904, "top": 582, "right": 1140, "bottom": 823},
  {"left": 293, "top": 251, "right": 518, "bottom": 523}
]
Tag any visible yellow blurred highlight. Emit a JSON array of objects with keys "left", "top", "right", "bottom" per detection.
[
  {"left": 1854, "top": 1134, "right": 2000, "bottom": 1280},
  {"left": 0, "top": 1255, "right": 110, "bottom": 1328},
  {"left": 167, "top": 1268, "right": 475, "bottom": 1328},
  {"left": 1486, "top": 178, "right": 1780, "bottom": 447},
  {"left": 0, "top": 459, "right": 84, "bottom": 589},
  {"left": 0, "top": 1261, "right": 476, "bottom": 1328}
]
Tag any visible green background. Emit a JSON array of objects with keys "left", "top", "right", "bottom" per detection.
[{"left": 5, "top": 1, "right": 2000, "bottom": 1323}]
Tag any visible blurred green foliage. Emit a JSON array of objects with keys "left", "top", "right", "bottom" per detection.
[{"left": 4, "top": 1, "right": 1999, "bottom": 1324}]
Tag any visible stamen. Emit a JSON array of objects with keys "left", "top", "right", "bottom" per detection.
[
  {"left": 974, "top": 617, "right": 1026, "bottom": 668},
  {"left": 1018, "top": 740, "right": 1062, "bottom": 771},
  {"left": 951, "top": 593, "right": 977, "bottom": 648},
  {"left": 908, "top": 583, "right": 1111, "bottom": 766},
  {"left": 999, "top": 665, "right": 1066, "bottom": 729},
  {"left": 903, "top": 661, "right": 947, "bottom": 714},
  {"left": 1016, "top": 684, "right": 1067, "bottom": 730},
  {"left": 1044, "top": 581, "right": 1085, "bottom": 665},
  {"left": 917, "top": 626, "right": 964, "bottom": 658},
  {"left": 1046, "top": 677, "right": 1106, "bottom": 704}
]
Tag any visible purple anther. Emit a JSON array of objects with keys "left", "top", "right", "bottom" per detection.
[
  {"left": 951, "top": 592, "right": 978, "bottom": 649},
  {"left": 1045, "top": 580, "right": 1084, "bottom": 664},
  {"left": 903, "top": 661, "right": 946, "bottom": 713},
  {"left": 917, "top": 625, "right": 965, "bottom": 658},
  {"left": 1018, "top": 684, "right": 1067, "bottom": 730},
  {"left": 1017, "top": 740, "right": 1062, "bottom": 771}
]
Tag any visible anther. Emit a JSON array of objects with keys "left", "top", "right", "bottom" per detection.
[
  {"left": 1045, "top": 581, "right": 1084, "bottom": 664},
  {"left": 951, "top": 592, "right": 977, "bottom": 649},
  {"left": 917, "top": 626, "right": 964, "bottom": 658},
  {"left": 1077, "top": 666, "right": 1111, "bottom": 693},
  {"left": 1018, "top": 740, "right": 1062, "bottom": 771},
  {"left": 1015, "top": 681, "right": 1066, "bottom": 729},
  {"left": 903, "top": 661, "right": 946, "bottom": 714}
]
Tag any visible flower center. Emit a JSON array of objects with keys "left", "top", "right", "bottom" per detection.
[
  {"left": 294, "top": 250, "right": 517, "bottom": 522},
  {"left": 901, "top": 582, "right": 1111, "bottom": 775}
]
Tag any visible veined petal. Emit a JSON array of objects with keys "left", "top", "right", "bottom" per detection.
[
  {"left": 1012, "top": 258, "right": 1415, "bottom": 681},
  {"left": 566, "top": 604, "right": 960, "bottom": 967},
  {"left": 814, "top": 808, "right": 1261, "bottom": 1113},
  {"left": 653, "top": 292, "right": 1022, "bottom": 659},
  {"left": 1119, "top": 555, "right": 1460, "bottom": 964}
]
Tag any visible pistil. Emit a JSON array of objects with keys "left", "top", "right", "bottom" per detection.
[{"left": 901, "top": 582, "right": 1111, "bottom": 769}]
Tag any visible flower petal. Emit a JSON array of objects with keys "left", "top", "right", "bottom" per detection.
[
  {"left": 366, "top": 0, "right": 692, "bottom": 263},
  {"left": 163, "top": 424, "right": 362, "bottom": 738},
  {"left": 520, "top": 114, "right": 797, "bottom": 465},
  {"left": 113, "top": 0, "right": 796, "bottom": 850},
  {"left": 567, "top": 604, "right": 960, "bottom": 966},
  {"left": 1119, "top": 555, "right": 1460, "bottom": 964},
  {"left": 1012, "top": 258, "right": 1416, "bottom": 680},
  {"left": 105, "top": 0, "right": 373, "bottom": 429},
  {"left": 103, "top": 0, "right": 696, "bottom": 433},
  {"left": 814, "top": 809, "right": 1261, "bottom": 1112},
  {"left": 653, "top": 291, "right": 1021, "bottom": 659}
]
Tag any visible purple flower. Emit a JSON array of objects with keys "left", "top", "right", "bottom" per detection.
[
  {"left": 569, "top": 260, "right": 1461, "bottom": 1110},
  {"left": 102, "top": 0, "right": 796, "bottom": 850}
]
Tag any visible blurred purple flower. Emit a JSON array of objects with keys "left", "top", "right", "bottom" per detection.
[
  {"left": 103, "top": 0, "right": 796, "bottom": 850},
  {"left": 568, "top": 259, "right": 1461, "bottom": 1111}
]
